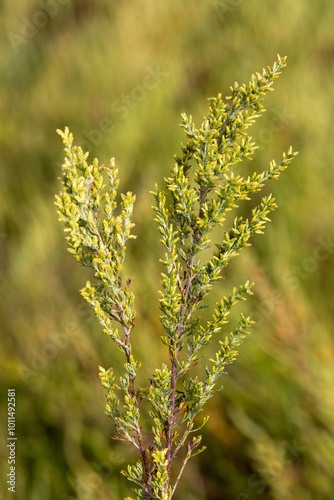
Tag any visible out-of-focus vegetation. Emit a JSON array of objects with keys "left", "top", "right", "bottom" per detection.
[{"left": 1, "top": 1, "right": 334, "bottom": 499}]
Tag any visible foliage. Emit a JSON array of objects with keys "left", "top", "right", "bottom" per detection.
[
  {"left": 55, "top": 56, "right": 297, "bottom": 499},
  {"left": 2, "top": 2, "right": 334, "bottom": 499}
]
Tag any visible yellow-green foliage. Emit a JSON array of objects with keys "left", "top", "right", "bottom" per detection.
[
  {"left": 55, "top": 57, "right": 296, "bottom": 499},
  {"left": 2, "top": 2, "right": 334, "bottom": 500}
]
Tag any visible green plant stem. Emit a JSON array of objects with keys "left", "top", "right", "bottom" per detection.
[
  {"left": 166, "top": 254, "right": 196, "bottom": 493},
  {"left": 170, "top": 444, "right": 193, "bottom": 497},
  {"left": 136, "top": 425, "right": 153, "bottom": 499},
  {"left": 166, "top": 357, "right": 177, "bottom": 492},
  {"left": 55, "top": 55, "right": 297, "bottom": 500},
  {"left": 123, "top": 324, "right": 135, "bottom": 398}
]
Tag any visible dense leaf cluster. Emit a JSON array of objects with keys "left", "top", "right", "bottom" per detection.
[{"left": 55, "top": 55, "right": 297, "bottom": 499}]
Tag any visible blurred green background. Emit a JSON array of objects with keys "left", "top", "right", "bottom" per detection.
[{"left": 1, "top": 0, "right": 334, "bottom": 498}]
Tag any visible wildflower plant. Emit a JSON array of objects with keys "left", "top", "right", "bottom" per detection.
[{"left": 55, "top": 55, "right": 297, "bottom": 499}]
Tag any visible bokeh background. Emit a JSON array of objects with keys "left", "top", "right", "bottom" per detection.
[{"left": 1, "top": 0, "right": 334, "bottom": 499}]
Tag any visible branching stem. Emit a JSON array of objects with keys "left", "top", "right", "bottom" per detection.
[{"left": 55, "top": 56, "right": 296, "bottom": 500}]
